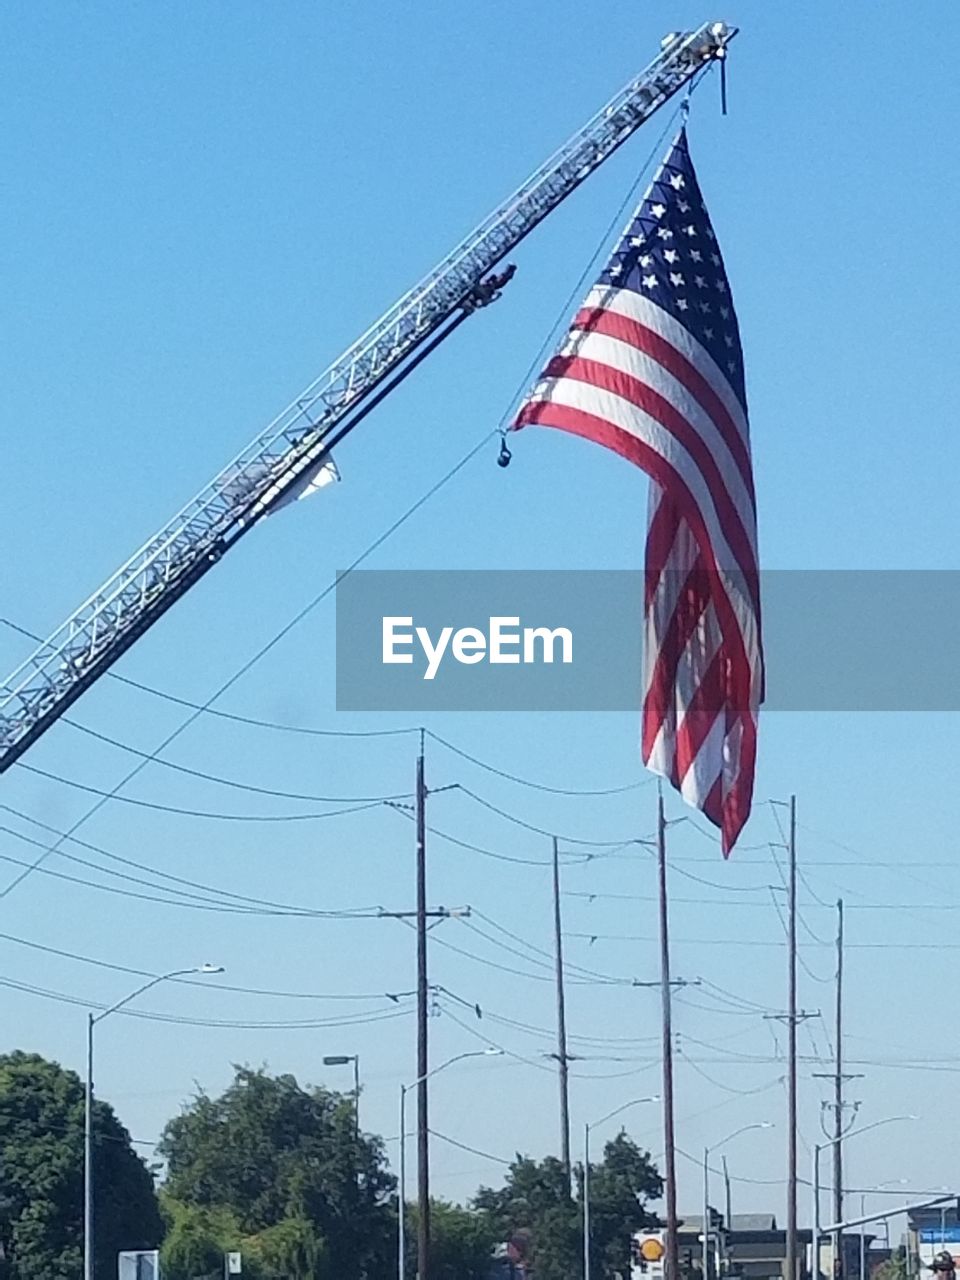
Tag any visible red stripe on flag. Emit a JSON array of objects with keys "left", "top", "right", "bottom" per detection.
[
  {"left": 571, "top": 304, "right": 755, "bottom": 501},
  {"left": 644, "top": 495, "right": 683, "bottom": 609},
  {"left": 536, "top": 352, "right": 759, "bottom": 609},
  {"left": 641, "top": 557, "right": 711, "bottom": 760}
]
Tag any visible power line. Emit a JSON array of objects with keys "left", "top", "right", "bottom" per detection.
[
  {"left": 2, "top": 803, "right": 380, "bottom": 917},
  {"left": 17, "top": 757, "right": 410, "bottom": 808},
  {"left": 455, "top": 786, "right": 654, "bottom": 849},
  {"left": 0, "top": 431, "right": 497, "bottom": 901},
  {"left": 0, "top": 841, "right": 381, "bottom": 919},
  {"left": 0, "top": 972, "right": 417, "bottom": 1028},
  {"left": 425, "top": 731, "right": 651, "bottom": 797},
  {"left": 0, "top": 929, "right": 417, "bottom": 1004},
  {"left": 429, "top": 1129, "right": 511, "bottom": 1166},
  {"left": 467, "top": 910, "right": 635, "bottom": 985},
  {"left": 3, "top": 620, "right": 658, "bottom": 800}
]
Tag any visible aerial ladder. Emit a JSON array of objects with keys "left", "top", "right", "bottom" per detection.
[{"left": 0, "top": 22, "right": 735, "bottom": 773}]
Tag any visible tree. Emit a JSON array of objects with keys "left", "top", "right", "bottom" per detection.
[
  {"left": 157, "top": 1065, "right": 395, "bottom": 1280},
  {"left": 873, "top": 1248, "right": 908, "bottom": 1280},
  {"left": 474, "top": 1137, "right": 661, "bottom": 1280},
  {"left": 159, "top": 1199, "right": 242, "bottom": 1280},
  {"left": 0, "top": 1050, "right": 162, "bottom": 1280},
  {"left": 242, "top": 1216, "right": 327, "bottom": 1279},
  {"left": 583, "top": 1132, "right": 661, "bottom": 1279},
  {"left": 474, "top": 1155, "right": 581, "bottom": 1280},
  {"left": 402, "top": 1200, "right": 497, "bottom": 1280}
]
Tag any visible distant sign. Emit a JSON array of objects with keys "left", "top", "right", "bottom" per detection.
[
  {"left": 921, "top": 1231, "right": 960, "bottom": 1244},
  {"left": 227, "top": 1253, "right": 242, "bottom": 1274},
  {"left": 118, "top": 1250, "right": 159, "bottom": 1280}
]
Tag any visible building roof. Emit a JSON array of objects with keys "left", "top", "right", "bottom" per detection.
[
  {"left": 677, "top": 1213, "right": 777, "bottom": 1233},
  {"left": 730, "top": 1215, "right": 778, "bottom": 1232}
]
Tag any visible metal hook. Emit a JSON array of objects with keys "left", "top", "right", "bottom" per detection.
[{"left": 497, "top": 434, "right": 512, "bottom": 468}]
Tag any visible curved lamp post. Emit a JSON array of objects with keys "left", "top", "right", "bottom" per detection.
[
  {"left": 812, "top": 1115, "right": 918, "bottom": 1280},
  {"left": 398, "top": 1048, "right": 502, "bottom": 1280},
  {"left": 583, "top": 1096, "right": 660, "bottom": 1280},
  {"left": 84, "top": 964, "right": 223, "bottom": 1280},
  {"left": 702, "top": 1124, "right": 772, "bottom": 1279}
]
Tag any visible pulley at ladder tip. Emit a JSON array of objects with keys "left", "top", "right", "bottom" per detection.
[{"left": 496, "top": 434, "right": 512, "bottom": 468}]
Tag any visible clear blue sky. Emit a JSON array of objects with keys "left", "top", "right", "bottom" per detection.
[{"left": 2, "top": 0, "right": 959, "bottom": 1224}]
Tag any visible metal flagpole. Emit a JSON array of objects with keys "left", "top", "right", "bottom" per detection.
[{"left": 658, "top": 790, "right": 680, "bottom": 1280}]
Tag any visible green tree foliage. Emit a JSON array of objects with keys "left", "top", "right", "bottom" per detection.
[
  {"left": 473, "top": 1135, "right": 661, "bottom": 1280},
  {"left": 403, "top": 1200, "right": 498, "bottom": 1280},
  {"left": 474, "top": 1155, "right": 578, "bottom": 1280},
  {"left": 157, "top": 1066, "right": 394, "bottom": 1280},
  {"left": 243, "top": 1215, "right": 327, "bottom": 1279},
  {"left": 0, "top": 1050, "right": 162, "bottom": 1280},
  {"left": 160, "top": 1199, "right": 242, "bottom": 1280},
  {"left": 583, "top": 1132, "right": 662, "bottom": 1279},
  {"left": 873, "top": 1248, "right": 908, "bottom": 1280}
]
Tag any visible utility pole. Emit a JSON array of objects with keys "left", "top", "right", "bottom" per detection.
[
  {"left": 787, "top": 795, "right": 798, "bottom": 1280},
  {"left": 416, "top": 730, "right": 430, "bottom": 1280},
  {"left": 658, "top": 791, "right": 680, "bottom": 1280},
  {"left": 813, "top": 900, "right": 862, "bottom": 1280},
  {"left": 552, "top": 835, "right": 572, "bottom": 1187}
]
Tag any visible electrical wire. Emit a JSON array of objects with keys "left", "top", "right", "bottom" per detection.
[
  {"left": 2, "top": 803, "right": 381, "bottom": 918},
  {"left": 0, "top": 971, "right": 417, "bottom": 1028},
  {"left": 425, "top": 730, "right": 650, "bottom": 797},
  {"left": 3, "top": 618, "right": 665, "bottom": 803},
  {"left": 0, "top": 841, "right": 383, "bottom": 919},
  {"left": 455, "top": 786, "right": 653, "bottom": 849},
  {"left": 681, "top": 1054, "right": 784, "bottom": 1096},
  {"left": 430, "top": 1129, "right": 511, "bottom": 1166},
  {"left": 385, "top": 801, "right": 592, "bottom": 867},
  {"left": 0, "top": 430, "right": 496, "bottom": 901},
  {"left": 467, "top": 910, "right": 635, "bottom": 985},
  {"left": 17, "top": 757, "right": 409, "bottom": 808},
  {"left": 0, "top": 929, "right": 416, "bottom": 1004}
]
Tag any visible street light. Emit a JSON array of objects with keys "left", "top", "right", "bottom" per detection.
[
  {"left": 583, "top": 1097, "right": 660, "bottom": 1280},
  {"left": 702, "top": 1125, "right": 772, "bottom": 1280},
  {"left": 398, "top": 1049, "right": 502, "bottom": 1280},
  {"left": 323, "top": 1054, "right": 361, "bottom": 1146},
  {"left": 859, "top": 1182, "right": 907, "bottom": 1279},
  {"left": 812, "top": 1116, "right": 918, "bottom": 1280},
  {"left": 84, "top": 964, "right": 223, "bottom": 1280}
]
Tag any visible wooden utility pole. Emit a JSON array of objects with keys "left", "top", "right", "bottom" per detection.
[
  {"left": 657, "top": 791, "right": 680, "bottom": 1280},
  {"left": 552, "top": 835, "right": 572, "bottom": 1187},
  {"left": 786, "top": 794, "right": 798, "bottom": 1280},
  {"left": 416, "top": 731, "right": 430, "bottom": 1280}
]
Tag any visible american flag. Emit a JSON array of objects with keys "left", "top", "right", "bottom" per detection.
[{"left": 513, "top": 128, "right": 762, "bottom": 854}]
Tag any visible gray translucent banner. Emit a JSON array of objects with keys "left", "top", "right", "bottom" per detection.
[{"left": 335, "top": 570, "right": 960, "bottom": 712}]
